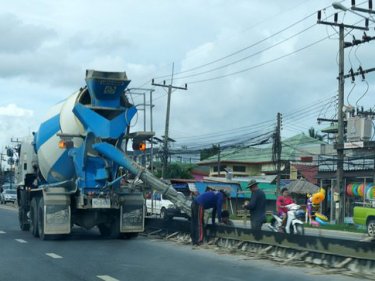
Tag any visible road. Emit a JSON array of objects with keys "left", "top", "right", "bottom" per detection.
[{"left": 0, "top": 205, "right": 363, "bottom": 281}]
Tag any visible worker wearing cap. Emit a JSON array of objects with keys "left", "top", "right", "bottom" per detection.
[
  {"left": 191, "top": 190, "right": 225, "bottom": 246},
  {"left": 243, "top": 179, "right": 266, "bottom": 230}
]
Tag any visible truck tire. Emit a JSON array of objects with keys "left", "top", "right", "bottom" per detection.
[
  {"left": 30, "top": 197, "right": 39, "bottom": 238},
  {"left": 38, "top": 197, "right": 48, "bottom": 240},
  {"left": 18, "top": 207, "right": 30, "bottom": 231},
  {"left": 18, "top": 190, "right": 30, "bottom": 231},
  {"left": 160, "top": 207, "right": 167, "bottom": 219},
  {"left": 368, "top": 219, "right": 375, "bottom": 238},
  {"left": 121, "top": 232, "right": 139, "bottom": 239},
  {"left": 98, "top": 217, "right": 120, "bottom": 239},
  {"left": 98, "top": 223, "right": 111, "bottom": 237}
]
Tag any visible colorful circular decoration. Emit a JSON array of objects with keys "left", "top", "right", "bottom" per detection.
[
  {"left": 315, "top": 217, "right": 329, "bottom": 225},
  {"left": 315, "top": 212, "right": 328, "bottom": 222},
  {"left": 367, "top": 186, "right": 375, "bottom": 200},
  {"left": 352, "top": 183, "right": 360, "bottom": 197},
  {"left": 358, "top": 184, "right": 365, "bottom": 198},
  {"left": 346, "top": 183, "right": 353, "bottom": 196}
]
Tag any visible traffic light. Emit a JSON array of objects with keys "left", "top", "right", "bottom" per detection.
[{"left": 132, "top": 141, "right": 146, "bottom": 151}]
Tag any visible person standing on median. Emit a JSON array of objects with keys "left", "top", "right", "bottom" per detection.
[
  {"left": 190, "top": 189, "right": 225, "bottom": 246},
  {"left": 243, "top": 179, "right": 266, "bottom": 230}
]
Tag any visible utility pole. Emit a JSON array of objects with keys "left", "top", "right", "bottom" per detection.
[
  {"left": 337, "top": 25, "right": 346, "bottom": 224},
  {"left": 275, "top": 113, "right": 282, "bottom": 194},
  {"left": 152, "top": 64, "right": 187, "bottom": 178},
  {"left": 217, "top": 144, "right": 221, "bottom": 177},
  {"left": 317, "top": 9, "right": 369, "bottom": 224}
]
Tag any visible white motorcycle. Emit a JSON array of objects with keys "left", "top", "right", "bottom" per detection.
[{"left": 268, "top": 203, "right": 305, "bottom": 235}]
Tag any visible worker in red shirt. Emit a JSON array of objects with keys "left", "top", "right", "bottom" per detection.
[{"left": 276, "top": 187, "right": 294, "bottom": 227}]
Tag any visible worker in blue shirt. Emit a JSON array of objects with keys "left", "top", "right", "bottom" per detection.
[{"left": 191, "top": 190, "right": 226, "bottom": 246}]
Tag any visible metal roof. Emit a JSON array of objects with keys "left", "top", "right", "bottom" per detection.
[
  {"left": 284, "top": 179, "right": 320, "bottom": 194},
  {"left": 198, "top": 133, "right": 325, "bottom": 165}
]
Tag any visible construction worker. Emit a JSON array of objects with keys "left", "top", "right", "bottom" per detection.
[
  {"left": 190, "top": 190, "right": 225, "bottom": 246},
  {"left": 243, "top": 179, "right": 266, "bottom": 230},
  {"left": 220, "top": 210, "right": 234, "bottom": 226}
]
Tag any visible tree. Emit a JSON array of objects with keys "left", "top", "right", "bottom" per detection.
[
  {"left": 308, "top": 127, "right": 323, "bottom": 141},
  {"left": 154, "top": 162, "right": 195, "bottom": 179},
  {"left": 200, "top": 144, "right": 220, "bottom": 161}
]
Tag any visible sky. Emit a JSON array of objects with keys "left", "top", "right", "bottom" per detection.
[{"left": 0, "top": 0, "right": 374, "bottom": 156}]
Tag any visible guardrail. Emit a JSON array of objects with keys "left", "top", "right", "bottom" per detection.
[{"left": 145, "top": 218, "right": 375, "bottom": 277}]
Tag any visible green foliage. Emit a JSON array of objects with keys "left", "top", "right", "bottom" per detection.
[
  {"left": 200, "top": 144, "right": 220, "bottom": 160},
  {"left": 154, "top": 162, "right": 196, "bottom": 179}
]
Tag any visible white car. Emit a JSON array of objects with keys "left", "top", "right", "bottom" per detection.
[
  {"left": 0, "top": 189, "right": 17, "bottom": 204},
  {"left": 145, "top": 191, "right": 188, "bottom": 220}
]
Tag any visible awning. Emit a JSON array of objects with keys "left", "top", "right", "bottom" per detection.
[{"left": 284, "top": 179, "right": 320, "bottom": 194}]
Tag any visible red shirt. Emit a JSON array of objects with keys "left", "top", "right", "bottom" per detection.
[{"left": 276, "top": 196, "right": 294, "bottom": 214}]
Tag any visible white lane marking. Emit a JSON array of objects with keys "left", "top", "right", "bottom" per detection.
[
  {"left": 15, "top": 239, "right": 27, "bottom": 243},
  {"left": 97, "top": 275, "right": 120, "bottom": 281},
  {"left": 0, "top": 231, "right": 5, "bottom": 234},
  {"left": 46, "top": 253, "right": 63, "bottom": 259}
]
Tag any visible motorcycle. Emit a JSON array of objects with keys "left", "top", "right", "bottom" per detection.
[{"left": 268, "top": 203, "right": 305, "bottom": 235}]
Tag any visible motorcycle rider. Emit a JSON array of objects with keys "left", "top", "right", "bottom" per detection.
[{"left": 276, "top": 187, "right": 294, "bottom": 230}]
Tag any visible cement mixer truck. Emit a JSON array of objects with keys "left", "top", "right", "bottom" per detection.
[{"left": 16, "top": 70, "right": 191, "bottom": 240}]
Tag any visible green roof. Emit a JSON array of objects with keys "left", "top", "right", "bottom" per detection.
[{"left": 199, "top": 133, "right": 325, "bottom": 164}]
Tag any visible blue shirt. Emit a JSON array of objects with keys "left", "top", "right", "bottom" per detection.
[{"left": 194, "top": 191, "right": 224, "bottom": 223}]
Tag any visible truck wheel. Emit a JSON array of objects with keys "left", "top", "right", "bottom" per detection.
[
  {"left": 30, "top": 197, "right": 39, "bottom": 237},
  {"left": 160, "top": 208, "right": 167, "bottom": 219},
  {"left": 110, "top": 217, "right": 120, "bottom": 239},
  {"left": 98, "top": 224, "right": 111, "bottom": 237},
  {"left": 38, "top": 197, "right": 48, "bottom": 240},
  {"left": 98, "top": 218, "right": 120, "bottom": 239},
  {"left": 368, "top": 219, "right": 375, "bottom": 238},
  {"left": 121, "top": 232, "right": 139, "bottom": 239},
  {"left": 18, "top": 190, "right": 30, "bottom": 231},
  {"left": 18, "top": 207, "right": 30, "bottom": 231}
]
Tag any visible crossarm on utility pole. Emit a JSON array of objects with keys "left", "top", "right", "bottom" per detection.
[{"left": 151, "top": 77, "right": 187, "bottom": 178}]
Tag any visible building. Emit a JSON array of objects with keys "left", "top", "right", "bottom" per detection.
[{"left": 197, "top": 133, "right": 335, "bottom": 180}]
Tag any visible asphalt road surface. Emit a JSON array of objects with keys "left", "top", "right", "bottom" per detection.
[{"left": 0, "top": 205, "right": 363, "bottom": 281}]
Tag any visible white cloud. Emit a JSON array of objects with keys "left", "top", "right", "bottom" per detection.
[
  {"left": 0, "top": 104, "right": 33, "bottom": 117},
  {"left": 0, "top": 104, "right": 37, "bottom": 150},
  {"left": 0, "top": 0, "right": 372, "bottom": 150}
]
